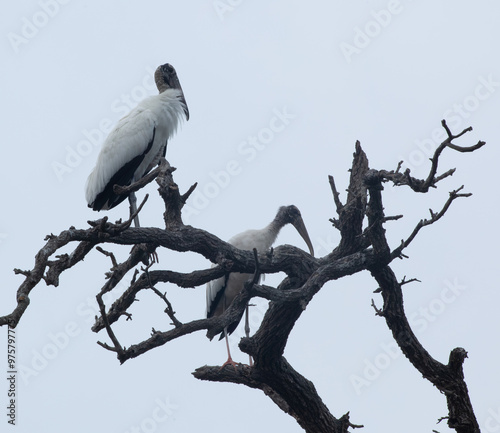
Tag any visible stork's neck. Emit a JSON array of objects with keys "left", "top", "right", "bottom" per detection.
[{"left": 262, "top": 218, "right": 285, "bottom": 250}]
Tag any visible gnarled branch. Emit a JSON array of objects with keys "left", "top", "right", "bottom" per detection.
[{"left": 1, "top": 122, "right": 484, "bottom": 433}]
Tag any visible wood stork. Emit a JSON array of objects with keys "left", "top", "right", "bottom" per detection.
[
  {"left": 85, "top": 63, "right": 189, "bottom": 226},
  {"left": 206, "top": 205, "right": 314, "bottom": 367}
]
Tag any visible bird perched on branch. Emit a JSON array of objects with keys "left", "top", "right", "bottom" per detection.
[
  {"left": 85, "top": 63, "right": 189, "bottom": 226},
  {"left": 206, "top": 205, "right": 315, "bottom": 368}
]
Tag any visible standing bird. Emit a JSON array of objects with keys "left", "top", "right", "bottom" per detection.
[
  {"left": 206, "top": 205, "right": 314, "bottom": 367},
  {"left": 85, "top": 63, "right": 189, "bottom": 226}
]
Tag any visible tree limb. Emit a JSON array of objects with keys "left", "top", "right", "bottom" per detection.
[{"left": 1, "top": 125, "right": 485, "bottom": 433}]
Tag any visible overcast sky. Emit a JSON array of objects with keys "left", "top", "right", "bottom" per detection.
[{"left": 1, "top": 1, "right": 499, "bottom": 432}]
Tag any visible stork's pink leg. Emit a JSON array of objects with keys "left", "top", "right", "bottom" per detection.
[{"left": 220, "top": 330, "right": 239, "bottom": 370}]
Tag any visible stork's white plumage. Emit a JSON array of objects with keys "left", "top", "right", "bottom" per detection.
[
  {"left": 85, "top": 63, "right": 189, "bottom": 223},
  {"left": 206, "top": 205, "right": 314, "bottom": 367}
]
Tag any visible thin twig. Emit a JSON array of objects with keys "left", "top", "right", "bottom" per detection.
[
  {"left": 113, "top": 158, "right": 169, "bottom": 197},
  {"left": 328, "top": 175, "right": 343, "bottom": 214},
  {"left": 143, "top": 265, "right": 183, "bottom": 328},
  {"left": 96, "top": 291, "right": 125, "bottom": 357},
  {"left": 96, "top": 246, "right": 118, "bottom": 268},
  {"left": 339, "top": 412, "right": 364, "bottom": 430},
  {"left": 370, "top": 298, "right": 384, "bottom": 316},
  {"left": 382, "top": 215, "right": 403, "bottom": 222},
  {"left": 378, "top": 121, "right": 484, "bottom": 193},
  {"left": 96, "top": 341, "right": 120, "bottom": 352},
  {"left": 400, "top": 276, "right": 421, "bottom": 286},
  {"left": 391, "top": 186, "right": 471, "bottom": 259},
  {"left": 116, "top": 194, "right": 149, "bottom": 231},
  {"left": 181, "top": 182, "right": 198, "bottom": 203}
]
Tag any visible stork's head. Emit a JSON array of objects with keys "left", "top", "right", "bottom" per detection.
[
  {"left": 155, "top": 63, "right": 189, "bottom": 120},
  {"left": 277, "top": 205, "right": 315, "bottom": 257}
]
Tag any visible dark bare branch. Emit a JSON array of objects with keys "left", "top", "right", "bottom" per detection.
[
  {"left": 96, "top": 290, "right": 125, "bottom": 357},
  {"left": 181, "top": 182, "right": 198, "bottom": 203},
  {"left": 400, "top": 276, "right": 421, "bottom": 286},
  {"left": 334, "top": 142, "right": 369, "bottom": 254},
  {"left": 391, "top": 186, "right": 471, "bottom": 259},
  {"left": 113, "top": 157, "right": 169, "bottom": 197},
  {"left": 328, "top": 174, "right": 344, "bottom": 214},
  {"left": 144, "top": 267, "right": 183, "bottom": 328},
  {"left": 371, "top": 266, "right": 479, "bottom": 432},
  {"left": 96, "top": 246, "right": 118, "bottom": 268},
  {"left": 194, "top": 357, "right": 356, "bottom": 433},
  {"left": 379, "top": 121, "right": 484, "bottom": 194},
  {"left": 2, "top": 128, "right": 485, "bottom": 433}
]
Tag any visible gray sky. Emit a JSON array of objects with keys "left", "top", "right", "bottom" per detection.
[{"left": 1, "top": 1, "right": 499, "bottom": 432}]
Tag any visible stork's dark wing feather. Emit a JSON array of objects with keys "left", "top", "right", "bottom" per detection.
[
  {"left": 91, "top": 127, "right": 156, "bottom": 210},
  {"left": 206, "top": 273, "right": 247, "bottom": 341},
  {"left": 206, "top": 274, "right": 229, "bottom": 319},
  {"left": 143, "top": 139, "right": 167, "bottom": 175},
  {"left": 223, "top": 311, "right": 245, "bottom": 340}
]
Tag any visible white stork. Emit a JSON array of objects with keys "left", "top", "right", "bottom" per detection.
[
  {"left": 85, "top": 63, "right": 189, "bottom": 226},
  {"left": 206, "top": 205, "right": 314, "bottom": 367}
]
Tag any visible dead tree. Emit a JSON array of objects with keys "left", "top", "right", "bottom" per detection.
[{"left": 0, "top": 121, "right": 484, "bottom": 433}]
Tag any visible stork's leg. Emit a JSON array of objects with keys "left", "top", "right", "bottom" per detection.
[
  {"left": 220, "top": 327, "right": 238, "bottom": 370},
  {"left": 220, "top": 296, "right": 238, "bottom": 370},
  {"left": 128, "top": 192, "right": 140, "bottom": 227},
  {"left": 245, "top": 304, "right": 253, "bottom": 366}
]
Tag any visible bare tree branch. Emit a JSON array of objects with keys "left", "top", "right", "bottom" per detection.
[
  {"left": 144, "top": 267, "right": 183, "bottom": 328},
  {"left": 391, "top": 186, "right": 471, "bottom": 259},
  {"left": 113, "top": 157, "right": 169, "bottom": 197},
  {"left": 370, "top": 266, "right": 479, "bottom": 433},
  {"left": 379, "top": 120, "right": 485, "bottom": 193},
  {"left": 1, "top": 121, "right": 485, "bottom": 433},
  {"left": 328, "top": 174, "right": 344, "bottom": 214}
]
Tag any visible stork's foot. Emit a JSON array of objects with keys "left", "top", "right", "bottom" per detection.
[{"left": 220, "top": 356, "right": 240, "bottom": 371}]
